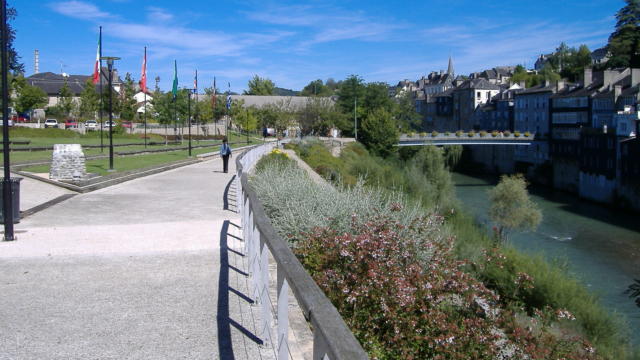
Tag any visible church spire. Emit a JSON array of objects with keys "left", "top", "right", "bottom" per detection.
[{"left": 447, "top": 55, "right": 454, "bottom": 75}]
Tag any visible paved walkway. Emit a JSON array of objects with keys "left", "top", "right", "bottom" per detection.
[{"left": 0, "top": 159, "right": 275, "bottom": 359}]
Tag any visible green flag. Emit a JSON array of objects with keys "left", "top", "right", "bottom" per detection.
[{"left": 172, "top": 60, "right": 178, "bottom": 100}]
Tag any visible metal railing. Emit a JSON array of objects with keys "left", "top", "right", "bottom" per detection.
[{"left": 236, "top": 143, "right": 368, "bottom": 360}]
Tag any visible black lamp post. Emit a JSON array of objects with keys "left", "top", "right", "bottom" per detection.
[
  {"left": 101, "top": 56, "right": 120, "bottom": 171},
  {"left": 1, "top": 0, "right": 14, "bottom": 241}
]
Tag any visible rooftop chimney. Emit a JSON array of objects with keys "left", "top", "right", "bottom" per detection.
[
  {"left": 614, "top": 85, "right": 622, "bottom": 104},
  {"left": 556, "top": 79, "right": 566, "bottom": 91},
  {"left": 519, "top": 80, "right": 526, "bottom": 89},
  {"left": 584, "top": 67, "right": 592, "bottom": 87}
]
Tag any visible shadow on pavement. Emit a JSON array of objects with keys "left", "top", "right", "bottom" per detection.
[
  {"left": 223, "top": 175, "right": 237, "bottom": 212},
  {"left": 217, "top": 220, "right": 262, "bottom": 359}
]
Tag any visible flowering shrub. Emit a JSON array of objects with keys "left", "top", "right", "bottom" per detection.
[{"left": 294, "top": 212, "right": 601, "bottom": 359}]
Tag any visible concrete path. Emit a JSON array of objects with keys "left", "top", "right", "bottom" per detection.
[{"left": 0, "top": 158, "right": 275, "bottom": 359}]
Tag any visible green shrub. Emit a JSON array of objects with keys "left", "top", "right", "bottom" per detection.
[
  {"left": 419, "top": 132, "right": 427, "bottom": 137},
  {"left": 431, "top": 131, "right": 438, "bottom": 137},
  {"left": 514, "top": 131, "right": 521, "bottom": 138},
  {"left": 525, "top": 131, "right": 531, "bottom": 137},
  {"left": 468, "top": 130, "right": 476, "bottom": 137},
  {"left": 492, "top": 131, "right": 499, "bottom": 137},
  {"left": 445, "top": 131, "right": 451, "bottom": 136},
  {"left": 504, "top": 130, "right": 512, "bottom": 137},
  {"left": 455, "top": 130, "right": 463, "bottom": 137},
  {"left": 480, "top": 130, "right": 488, "bottom": 137}
]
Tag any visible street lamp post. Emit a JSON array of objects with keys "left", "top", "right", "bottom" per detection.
[
  {"left": 101, "top": 56, "right": 120, "bottom": 171},
  {"left": 1, "top": 0, "right": 15, "bottom": 241}
]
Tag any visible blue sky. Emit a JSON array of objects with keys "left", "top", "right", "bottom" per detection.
[{"left": 13, "top": 0, "right": 621, "bottom": 92}]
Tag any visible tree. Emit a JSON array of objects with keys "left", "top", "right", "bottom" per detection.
[
  {"left": 244, "top": 75, "right": 275, "bottom": 95},
  {"left": 58, "top": 81, "right": 74, "bottom": 118},
  {"left": 14, "top": 83, "right": 47, "bottom": 114},
  {"left": 119, "top": 73, "right": 138, "bottom": 121},
  {"left": 300, "top": 79, "right": 333, "bottom": 96},
  {"left": 235, "top": 106, "right": 258, "bottom": 133},
  {"left": 607, "top": 0, "right": 640, "bottom": 68},
  {"left": 298, "top": 97, "right": 344, "bottom": 136},
  {"left": 336, "top": 75, "right": 365, "bottom": 135},
  {"left": 394, "top": 91, "right": 421, "bottom": 132},
  {"left": 4, "top": 4, "right": 23, "bottom": 74},
  {"left": 78, "top": 79, "right": 98, "bottom": 120},
  {"left": 488, "top": 174, "right": 542, "bottom": 241},
  {"left": 359, "top": 107, "right": 399, "bottom": 158}
]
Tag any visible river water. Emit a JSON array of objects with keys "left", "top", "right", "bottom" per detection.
[{"left": 452, "top": 172, "right": 640, "bottom": 344}]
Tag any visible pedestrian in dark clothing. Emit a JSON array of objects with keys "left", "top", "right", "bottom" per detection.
[{"left": 220, "top": 138, "right": 232, "bottom": 173}]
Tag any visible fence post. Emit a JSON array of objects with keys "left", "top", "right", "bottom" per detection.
[
  {"left": 313, "top": 330, "right": 330, "bottom": 360},
  {"left": 277, "top": 266, "right": 289, "bottom": 360},
  {"left": 250, "top": 220, "right": 260, "bottom": 302},
  {"left": 259, "top": 235, "right": 271, "bottom": 345}
]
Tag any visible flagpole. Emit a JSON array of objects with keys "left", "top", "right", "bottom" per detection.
[
  {"left": 99, "top": 26, "right": 103, "bottom": 152},
  {"left": 143, "top": 46, "right": 147, "bottom": 148}
]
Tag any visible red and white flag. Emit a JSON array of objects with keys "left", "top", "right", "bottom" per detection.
[
  {"left": 92, "top": 32, "right": 101, "bottom": 84},
  {"left": 139, "top": 47, "right": 147, "bottom": 93}
]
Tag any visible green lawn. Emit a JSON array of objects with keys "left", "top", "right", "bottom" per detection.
[
  {"left": 2, "top": 128, "right": 262, "bottom": 164},
  {"left": 19, "top": 138, "right": 260, "bottom": 176}
]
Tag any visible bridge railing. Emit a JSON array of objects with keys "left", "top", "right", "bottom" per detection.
[{"left": 236, "top": 143, "right": 368, "bottom": 360}]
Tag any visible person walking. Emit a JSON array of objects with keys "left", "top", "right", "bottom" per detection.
[{"left": 220, "top": 138, "right": 232, "bottom": 173}]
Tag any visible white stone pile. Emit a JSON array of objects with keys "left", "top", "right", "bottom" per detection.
[{"left": 49, "top": 144, "right": 87, "bottom": 181}]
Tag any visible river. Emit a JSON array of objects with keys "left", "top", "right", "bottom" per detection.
[{"left": 452, "top": 172, "right": 640, "bottom": 344}]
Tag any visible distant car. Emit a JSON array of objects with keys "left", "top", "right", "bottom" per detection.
[
  {"left": 121, "top": 121, "right": 132, "bottom": 128},
  {"left": 1, "top": 118, "right": 14, "bottom": 126},
  {"left": 104, "top": 120, "right": 116, "bottom": 128},
  {"left": 44, "top": 119, "right": 58, "bottom": 128},
  {"left": 64, "top": 119, "right": 78, "bottom": 128},
  {"left": 85, "top": 120, "right": 98, "bottom": 130},
  {"left": 16, "top": 113, "right": 29, "bottom": 122}
]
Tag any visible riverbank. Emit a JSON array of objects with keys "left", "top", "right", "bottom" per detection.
[{"left": 452, "top": 172, "right": 640, "bottom": 345}]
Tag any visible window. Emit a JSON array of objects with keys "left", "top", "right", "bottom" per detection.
[{"left": 477, "top": 91, "right": 481, "bottom": 99}]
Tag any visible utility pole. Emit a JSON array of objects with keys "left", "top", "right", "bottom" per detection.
[
  {"left": 2, "top": 0, "right": 15, "bottom": 241},
  {"left": 354, "top": 97, "right": 357, "bottom": 140}
]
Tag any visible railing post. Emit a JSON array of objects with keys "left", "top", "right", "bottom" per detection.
[
  {"left": 277, "top": 266, "right": 289, "bottom": 360},
  {"left": 313, "top": 330, "right": 331, "bottom": 360},
  {"left": 250, "top": 220, "right": 260, "bottom": 302},
  {"left": 259, "top": 235, "right": 271, "bottom": 345}
]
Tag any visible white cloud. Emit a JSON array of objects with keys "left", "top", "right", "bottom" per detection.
[
  {"left": 147, "top": 7, "right": 173, "bottom": 22},
  {"left": 49, "top": 1, "right": 110, "bottom": 19}
]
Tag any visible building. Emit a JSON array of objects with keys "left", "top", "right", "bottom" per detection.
[
  {"left": 591, "top": 47, "right": 611, "bottom": 66},
  {"left": 513, "top": 82, "right": 556, "bottom": 179},
  {"left": 27, "top": 69, "right": 122, "bottom": 108},
  {"left": 452, "top": 78, "right": 501, "bottom": 130}
]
